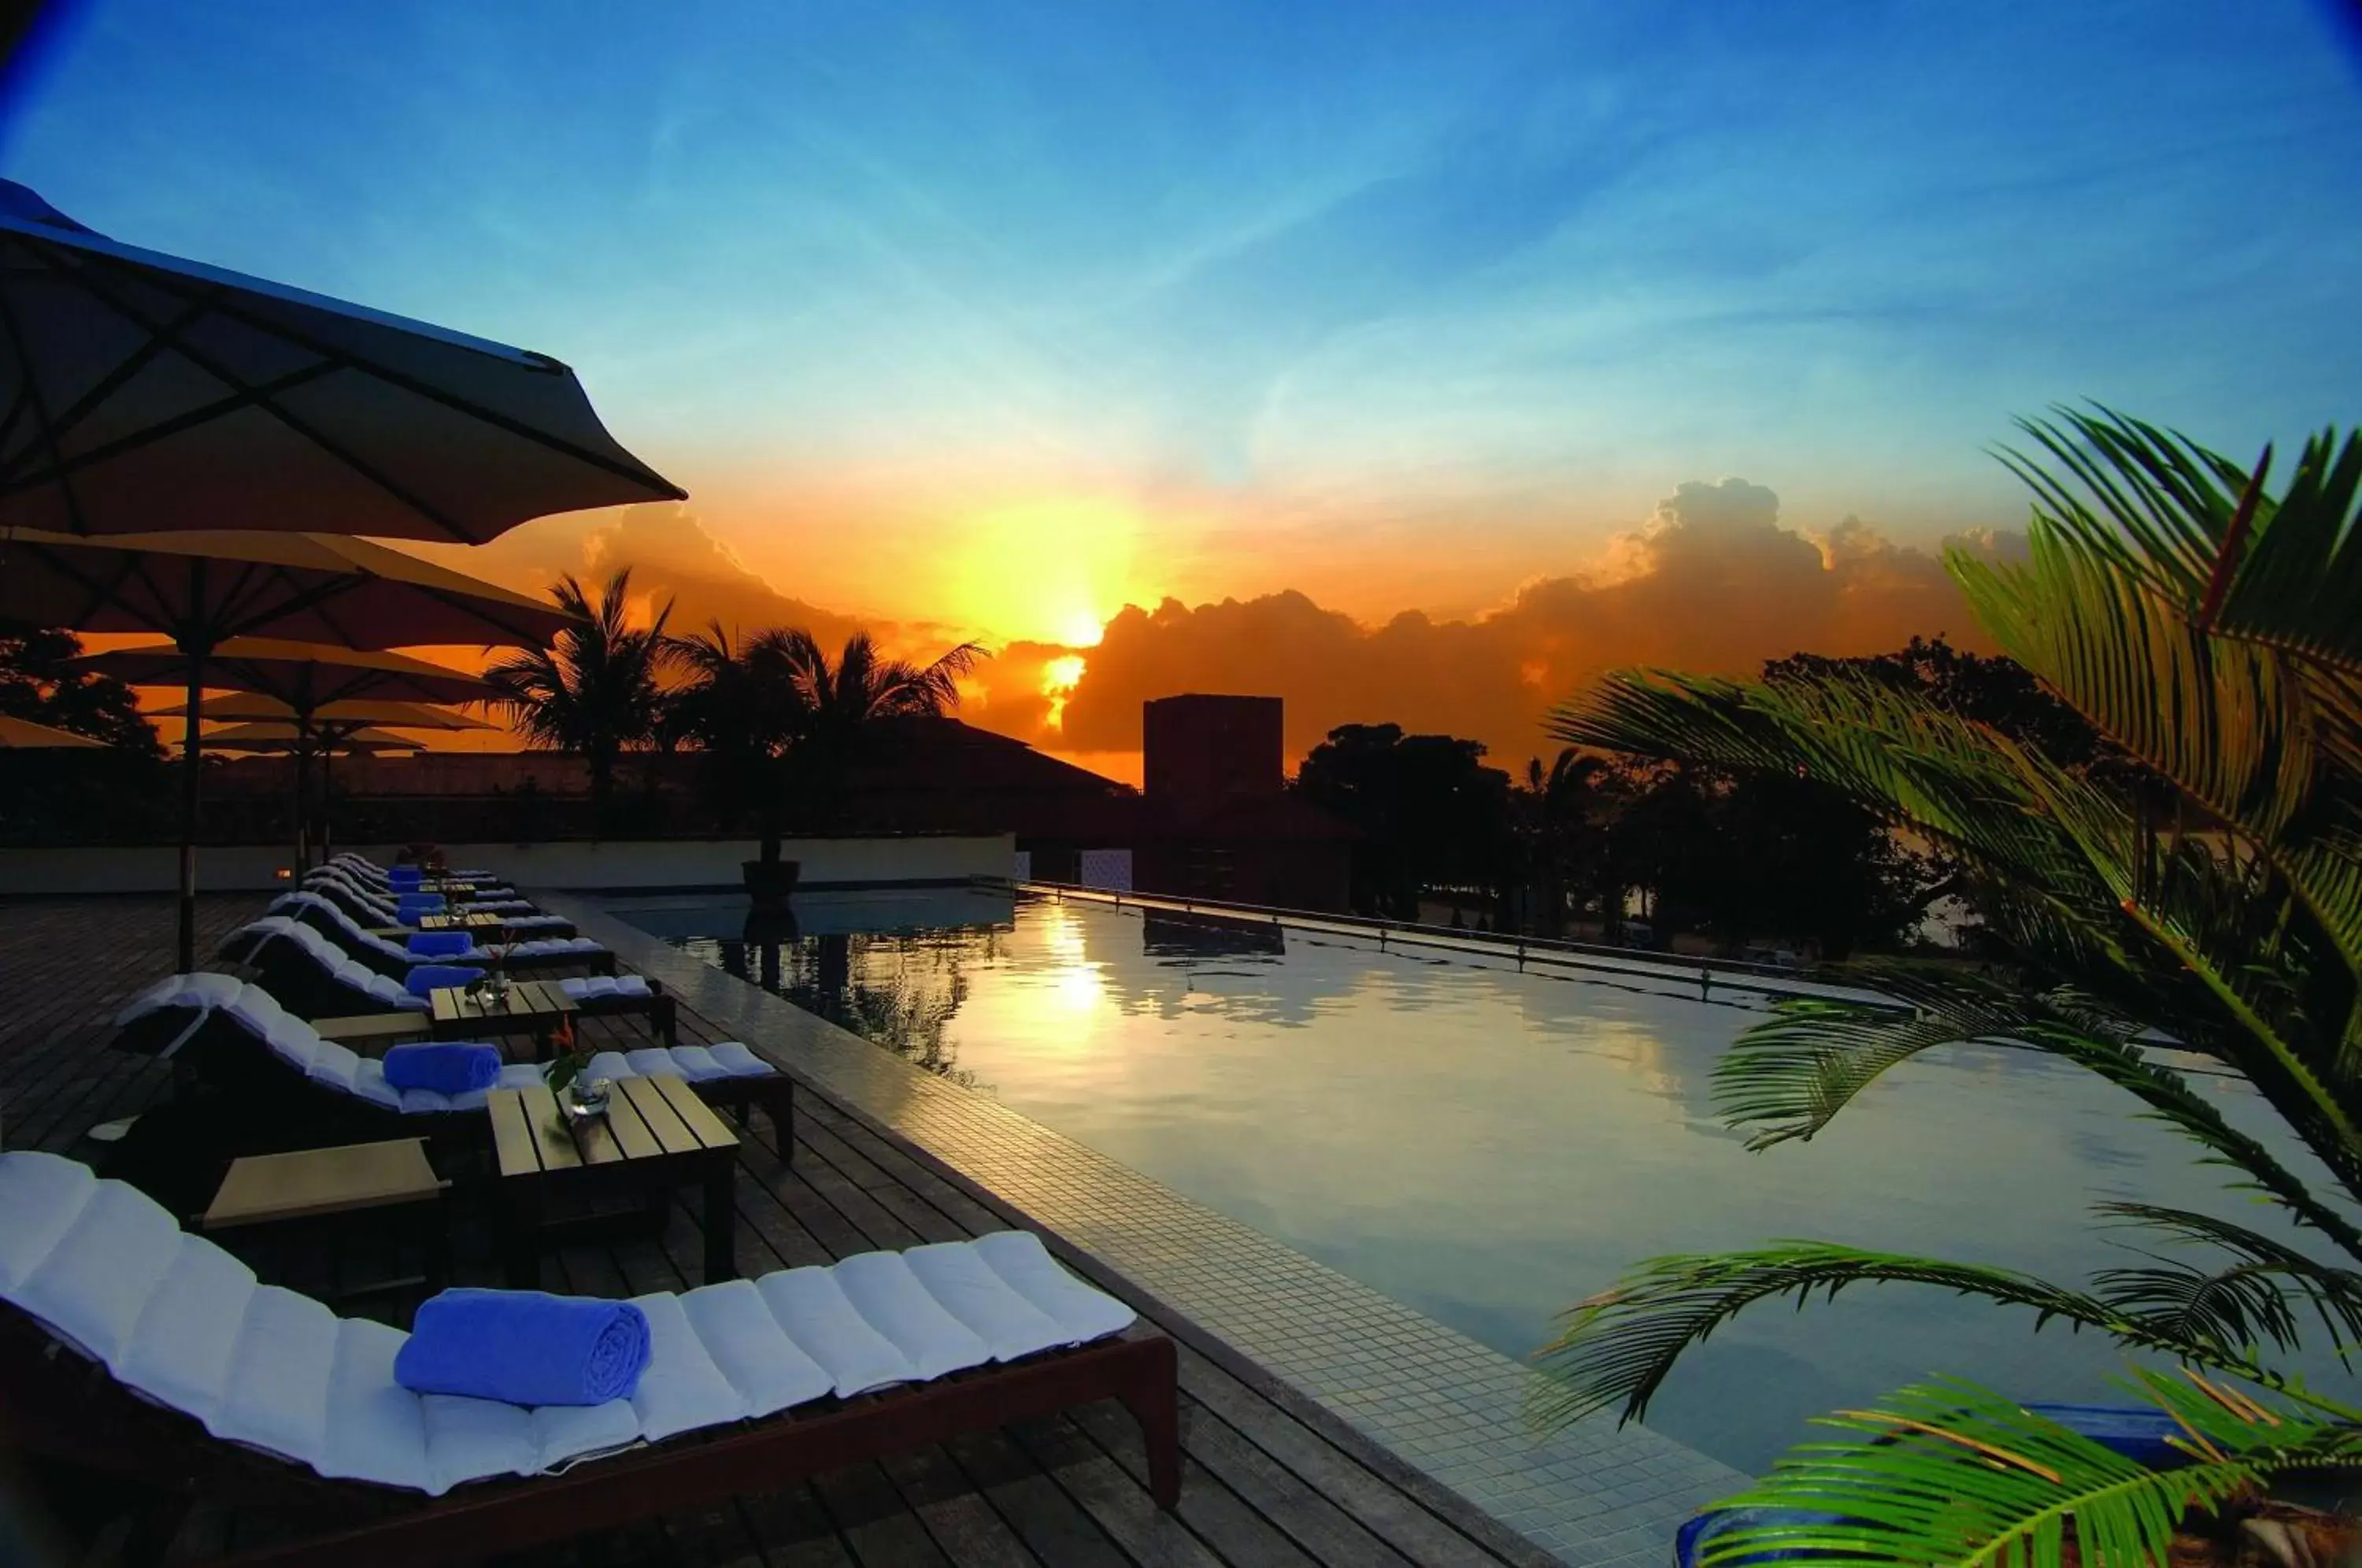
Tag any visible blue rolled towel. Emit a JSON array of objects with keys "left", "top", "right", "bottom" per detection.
[
  {"left": 396, "top": 893, "right": 447, "bottom": 917},
  {"left": 393, "top": 1289, "right": 650, "bottom": 1407},
  {"left": 405, "top": 962, "right": 484, "bottom": 997},
  {"left": 382, "top": 1041, "right": 502, "bottom": 1094},
  {"left": 405, "top": 930, "right": 474, "bottom": 959},
  {"left": 387, "top": 865, "right": 425, "bottom": 889}
]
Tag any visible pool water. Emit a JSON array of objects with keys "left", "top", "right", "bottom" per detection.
[{"left": 631, "top": 888, "right": 2347, "bottom": 1475}]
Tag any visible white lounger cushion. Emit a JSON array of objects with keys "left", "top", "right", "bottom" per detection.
[
  {"left": 115, "top": 978, "right": 776, "bottom": 1114},
  {"left": 0, "top": 1152, "right": 1134, "bottom": 1497},
  {"left": 828, "top": 1251, "right": 991, "bottom": 1381},
  {"left": 232, "top": 917, "right": 428, "bottom": 1011},
  {"left": 553, "top": 973, "right": 646, "bottom": 1001},
  {"left": 753, "top": 1266, "right": 916, "bottom": 1396},
  {"left": 973, "top": 1230, "right": 1139, "bottom": 1345},
  {"left": 511, "top": 937, "right": 604, "bottom": 957},
  {"left": 676, "top": 1279, "right": 832, "bottom": 1418},
  {"left": 903, "top": 1241, "right": 1070, "bottom": 1363}
]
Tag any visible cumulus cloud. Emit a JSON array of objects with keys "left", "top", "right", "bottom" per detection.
[
  {"left": 580, "top": 503, "right": 881, "bottom": 648},
  {"left": 963, "top": 478, "right": 2011, "bottom": 771},
  {"left": 406, "top": 501, "right": 931, "bottom": 656}
]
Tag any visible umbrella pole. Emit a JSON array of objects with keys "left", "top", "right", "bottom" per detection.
[
  {"left": 176, "top": 653, "right": 204, "bottom": 973},
  {"left": 294, "top": 738, "right": 312, "bottom": 873}
]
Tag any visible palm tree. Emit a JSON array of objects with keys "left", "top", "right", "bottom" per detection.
[
  {"left": 665, "top": 624, "right": 805, "bottom": 871},
  {"left": 768, "top": 631, "right": 985, "bottom": 830},
  {"left": 1533, "top": 406, "right": 2362, "bottom": 1563},
  {"left": 483, "top": 570, "right": 677, "bottom": 834},
  {"left": 1521, "top": 749, "right": 1608, "bottom": 937}
]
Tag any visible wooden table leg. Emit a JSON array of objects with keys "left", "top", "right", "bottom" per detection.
[{"left": 702, "top": 1152, "right": 736, "bottom": 1282}]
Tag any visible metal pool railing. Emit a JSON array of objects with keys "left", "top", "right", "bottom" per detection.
[{"left": 1004, "top": 878, "right": 1904, "bottom": 1011}]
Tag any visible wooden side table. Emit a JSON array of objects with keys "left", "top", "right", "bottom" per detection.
[
  {"left": 201, "top": 1137, "right": 451, "bottom": 1298},
  {"left": 313, "top": 1011, "right": 435, "bottom": 1046},
  {"left": 415, "top": 910, "right": 506, "bottom": 934},
  {"left": 487, "top": 1074, "right": 739, "bottom": 1287},
  {"left": 429, "top": 978, "right": 579, "bottom": 1056}
]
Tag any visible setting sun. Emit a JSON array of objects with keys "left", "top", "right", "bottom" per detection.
[{"left": 939, "top": 498, "right": 1141, "bottom": 647}]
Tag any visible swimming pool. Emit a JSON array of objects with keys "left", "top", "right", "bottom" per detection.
[{"left": 628, "top": 888, "right": 2341, "bottom": 1475}]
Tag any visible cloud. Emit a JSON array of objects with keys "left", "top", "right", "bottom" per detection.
[
  {"left": 580, "top": 503, "right": 880, "bottom": 649},
  {"left": 963, "top": 478, "right": 2012, "bottom": 771},
  {"left": 405, "top": 501, "right": 932, "bottom": 656}
]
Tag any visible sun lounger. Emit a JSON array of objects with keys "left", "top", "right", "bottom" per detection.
[
  {"left": 331, "top": 852, "right": 503, "bottom": 885},
  {"left": 302, "top": 875, "right": 573, "bottom": 939},
  {"left": 264, "top": 893, "right": 613, "bottom": 979},
  {"left": 305, "top": 868, "right": 553, "bottom": 926},
  {"left": 218, "top": 918, "right": 616, "bottom": 1022},
  {"left": 0, "top": 1150, "right": 1179, "bottom": 1565},
  {"left": 113, "top": 973, "right": 791, "bottom": 1147},
  {"left": 328, "top": 853, "right": 519, "bottom": 900}
]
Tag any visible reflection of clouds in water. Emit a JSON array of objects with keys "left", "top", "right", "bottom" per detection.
[{"left": 670, "top": 893, "right": 2347, "bottom": 1477}]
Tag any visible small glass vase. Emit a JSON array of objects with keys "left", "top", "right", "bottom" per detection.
[{"left": 565, "top": 1076, "right": 612, "bottom": 1118}]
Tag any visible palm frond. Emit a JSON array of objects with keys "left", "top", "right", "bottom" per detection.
[
  {"left": 1998, "top": 405, "right": 2362, "bottom": 682},
  {"left": 1951, "top": 515, "right": 2362, "bottom": 994},
  {"left": 1712, "top": 969, "right": 2362, "bottom": 1259},
  {"left": 1712, "top": 967, "right": 2134, "bottom": 1148},
  {"left": 2092, "top": 1204, "right": 2362, "bottom": 1363},
  {"left": 1700, "top": 1371, "right": 2362, "bottom": 1567},
  {"left": 1528, "top": 1244, "right": 2262, "bottom": 1433},
  {"left": 2018, "top": 746, "right": 2362, "bottom": 1167}
]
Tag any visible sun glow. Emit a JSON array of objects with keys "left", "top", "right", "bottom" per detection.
[
  {"left": 1040, "top": 653, "right": 1087, "bottom": 730},
  {"left": 940, "top": 498, "right": 1140, "bottom": 646}
]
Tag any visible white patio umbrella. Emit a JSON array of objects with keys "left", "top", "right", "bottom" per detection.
[
  {"left": 0, "top": 179, "right": 683, "bottom": 541},
  {"left": 2, "top": 528, "right": 575, "bottom": 968},
  {"left": 0, "top": 714, "right": 106, "bottom": 748},
  {"left": 147, "top": 691, "right": 495, "bottom": 867}
]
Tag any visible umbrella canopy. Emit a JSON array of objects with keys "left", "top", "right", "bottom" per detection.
[
  {"left": 151, "top": 694, "right": 494, "bottom": 731},
  {"left": 203, "top": 722, "right": 420, "bottom": 754},
  {"left": 0, "top": 179, "right": 683, "bottom": 542},
  {"left": 74, "top": 637, "right": 495, "bottom": 708},
  {"left": 1, "top": 528, "right": 575, "bottom": 649},
  {"left": 0, "top": 713, "right": 107, "bottom": 748},
  {"left": 90, "top": 640, "right": 503, "bottom": 886},
  {"left": 8, "top": 532, "right": 572, "bottom": 971}
]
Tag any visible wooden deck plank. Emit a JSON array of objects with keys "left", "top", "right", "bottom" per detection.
[
  {"left": 809, "top": 1462, "right": 957, "bottom": 1567},
  {"left": 874, "top": 1444, "right": 1050, "bottom": 1568}
]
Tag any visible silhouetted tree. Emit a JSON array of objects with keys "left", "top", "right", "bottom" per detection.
[
  {"left": 0, "top": 625, "right": 161, "bottom": 753},
  {"left": 483, "top": 570, "right": 677, "bottom": 834},
  {"left": 1517, "top": 749, "right": 1611, "bottom": 936},
  {"left": 666, "top": 626, "right": 805, "bottom": 867},
  {"left": 0, "top": 625, "right": 171, "bottom": 845},
  {"left": 1294, "top": 723, "right": 1516, "bottom": 917},
  {"left": 768, "top": 631, "right": 984, "bottom": 831}
]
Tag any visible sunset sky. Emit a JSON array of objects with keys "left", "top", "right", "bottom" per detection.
[{"left": 8, "top": 2, "right": 2360, "bottom": 779}]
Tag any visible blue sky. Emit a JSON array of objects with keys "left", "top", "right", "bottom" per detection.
[{"left": 5, "top": 0, "right": 2360, "bottom": 639}]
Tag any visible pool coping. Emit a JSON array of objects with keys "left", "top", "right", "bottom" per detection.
[{"left": 537, "top": 888, "right": 1750, "bottom": 1567}]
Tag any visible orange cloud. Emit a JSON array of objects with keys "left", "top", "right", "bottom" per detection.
[{"left": 962, "top": 478, "right": 2016, "bottom": 774}]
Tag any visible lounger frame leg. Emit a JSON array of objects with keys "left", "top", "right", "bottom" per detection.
[
  {"left": 1120, "top": 1333, "right": 1184, "bottom": 1507},
  {"left": 702, "top": 1148, "right": 737, "bottom": 1281}
]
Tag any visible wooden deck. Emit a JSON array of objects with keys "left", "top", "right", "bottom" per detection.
[{"left": 0, "top": 893, "right": 1556, "bottom": 1568}]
